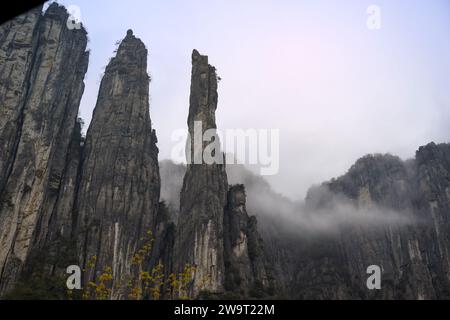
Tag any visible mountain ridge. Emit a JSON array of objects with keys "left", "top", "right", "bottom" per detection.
[{"left": 0, "top": 4, "right": 449, "bottom": 300}]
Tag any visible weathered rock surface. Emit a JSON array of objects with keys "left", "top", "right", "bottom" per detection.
[
  {"left": 0, "top": 4, "right": 89, "bottom": 295},
  {"left": 285, "top": 143, "right": 450, "bottom": 299},
  {"left": 223, "top": 185, "right": 273, "bottom": 298},
  {"left": 0, "top": 6, "right": 41, "bottom": 193},
  {"left": 160, "top": 142, "right": 450, "bottom": 300},
  {"left": 1, "top": 5, "right": 450, "bottom": 301},
  {"left": 173, "top": 50, "right": 228, "bottom": 297},
  {"left": 170, "top": 51, "right": 274, "bottom": 299},
  {"left": 74, "top": 29, "right": 160, "bottom": 297}
]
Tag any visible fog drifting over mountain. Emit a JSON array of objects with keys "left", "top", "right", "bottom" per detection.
[{"left": 53, "top": 0, "right": 450, "bottom": 200}]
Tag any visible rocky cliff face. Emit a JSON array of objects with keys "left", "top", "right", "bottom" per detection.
[
  {"left": 2, "top": 7, "right": 267, "bottom": 299},
  {"left": 171, "top": 50, "right": 273, "bottom": 299},
  {"left": 0, "top": 7, "right": 164, "bottom": 299},
  {"left": 74, "top": 29, "right": 161, "bottom": 297},
  {"left": 0, "top": 4, "right": 89, "bottom": 295},
  {"left": 289, "top": 143, "right": 450, "bottom": 299},
  {"left": 416, "top": 142, "right": 450, "bottom": 282},
  {"left": 160, "top": 143, "right": 450, "bottom": 300},
  {"left": 1, "top": 4, "right": 449, "bottom": 301},
  {"left": 0, "top": 6, "right": 41, "bottom": 192},
  {"left": 173, "top": 50, "right": 229, "bottom": 296},
  {"left": 223, "top": 185, "right": 273, "bottom": 298}
]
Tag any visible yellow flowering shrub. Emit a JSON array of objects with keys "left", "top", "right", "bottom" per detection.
[{"left": 77, "top": 229, "right": 195, "bottom": 300}]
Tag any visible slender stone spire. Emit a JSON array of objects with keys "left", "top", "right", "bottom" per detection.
[
  {"left": 174, "top": 49, "right": 228, "bottom": 297},
  {"left": 74, "top": 30, "right": 160, "bottom": 298}
]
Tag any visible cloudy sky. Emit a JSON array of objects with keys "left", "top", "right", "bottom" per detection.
[{"left": 49, "top": 0, "right": 450, "bottom": 200}]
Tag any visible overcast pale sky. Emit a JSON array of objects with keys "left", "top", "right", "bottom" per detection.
[{"left": 48, "top": 0, "right": 450, "bottom": 200}]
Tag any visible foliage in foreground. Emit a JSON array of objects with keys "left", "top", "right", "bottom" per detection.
[{"left": 72, "top": 230, "right": 195, "bottom": 300}]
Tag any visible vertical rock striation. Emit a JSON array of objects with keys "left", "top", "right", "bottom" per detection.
[
  {"left": 1, "top": 5, "right": 449, "bottom": 301},
  {"left": 0, "top": 4, "right": 89, "bottom": 295},
  {"left": 74, "top": 30, "right": 160, "bottom": 297},
  {"left": 174, "top": 50, "right": 228, "bottom": 297},
  {"left": 291, "top": 143, "right": 450, "bottom": 299},
  {"left": 223, "top": 185, "right": 272, "bottom": 298},
  {"left": 173, "top": 50, "right": 272, "bottom": 299},
  {"left": 0, "top": 6, "right": 42, "bottom": 193}
]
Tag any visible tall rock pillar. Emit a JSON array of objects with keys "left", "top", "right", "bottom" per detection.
[
  {"left": 0, "top": 4, "right": 89, "bottom": 295},
  {"left": 174, "top": 50, "right": 228, "bottom": 297},
  {"left": 74, "top": 30, "right": 160, "bottom": 298}
]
